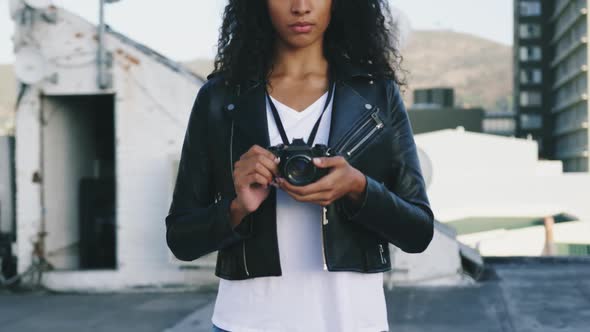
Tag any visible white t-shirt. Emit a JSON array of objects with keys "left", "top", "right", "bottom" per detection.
[{"left": 211, "top": 84, "right": 389, "bottom": 332}]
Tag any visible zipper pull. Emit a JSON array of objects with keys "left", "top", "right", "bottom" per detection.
[
  {"left": 371, "top": 111, "right": 384, "bottom": 129},
  {"left": 321, "top": 206, "right": 328, "bottom": 270},
  {"left": 379, "top": 244, "right": 386, "bottom": 264},
  {"left": 345, "top": 111, "right": 385, "bottom": 158}
]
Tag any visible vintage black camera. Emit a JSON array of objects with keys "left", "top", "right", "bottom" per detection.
[{"left": 267, "top": 138, "right": 335, "bottom": 186}]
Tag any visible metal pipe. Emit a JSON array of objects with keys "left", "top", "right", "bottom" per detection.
[
  {"left": 543, "top": 215, "right": 556, "bottom": 256},
  {"left": 97, "top": 0, "right": 108, "bottom": 89}
]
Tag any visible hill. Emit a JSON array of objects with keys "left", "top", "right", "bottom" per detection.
[
  {"left": 0, "top": 64, "right": 16, "bottom": 133},
  {"left": 401, "top": 30, "right": 512, "bottom": 112},
  {"left": 0, "top": 64, "right": 16, "bottom": 116}
]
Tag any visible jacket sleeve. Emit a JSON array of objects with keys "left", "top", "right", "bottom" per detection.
[
  {"left": 165, "top": 83, "right": 254, "bottom": 262},
  {"left": 336, "top": 80, "right": 434, "bottom": 253}
]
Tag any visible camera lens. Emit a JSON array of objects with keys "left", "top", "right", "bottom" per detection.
[{"left": 285, "top": 155, "right": 315, "bottom": 185}]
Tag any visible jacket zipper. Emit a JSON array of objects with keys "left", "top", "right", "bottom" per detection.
[
  {"left": 242, "top": 241, "right": 250, "bottom": 276},
  {"left": 335, "top": 109, "right": 383, "bottom": 157},
  {"left": 321, "top": 206, "right": 328, "bottom": 270},
  {"left": 229, "top": 119, "right": 250, "bottom": 276},
  {"left": 334, "top": 109, "right": 375, "bottom": 153},
  {"left": 346, "top": 112, "right": 384, "bottom": 157},
  {"left": 378, "top": 244, "right": 386, "bottom": 264}
]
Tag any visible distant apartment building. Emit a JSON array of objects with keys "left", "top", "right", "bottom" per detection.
[
  {"left": 482, "top": 111, "right": 518, "bottom": 136},
  {"left": 514, "top": 0, "right": 590, "bottom": 172}
]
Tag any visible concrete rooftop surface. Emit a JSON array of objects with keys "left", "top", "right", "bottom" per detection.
[{"left": 1, "top": 257, "right": 589, "bottom": 332}]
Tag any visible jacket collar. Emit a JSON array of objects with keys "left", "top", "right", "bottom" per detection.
[{"left": 223, "top": 61, "right": 377, "bottom": 153}]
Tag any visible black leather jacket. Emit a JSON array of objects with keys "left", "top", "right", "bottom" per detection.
[{"left": 165, "top": 61, "right": 434, "bottom": 280}]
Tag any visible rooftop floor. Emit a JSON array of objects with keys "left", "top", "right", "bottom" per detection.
[{"left": 1, "top": 257, "right": 589, "bottom": 332}]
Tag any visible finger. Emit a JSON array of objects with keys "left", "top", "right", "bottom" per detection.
[
  {"left": 280, "top": 188, "right": 301, "bottom": 202},
  {"left": 240, "top": 172, "right": 270, "bottom": 188},
  {"left": 251, "top": 153, "right": 280, "bottom": 178},
  {"left": 278, "top": 177, "right": 309, "bottom": 196},
  {"left": 292, "top": 191, "right": 333, "bottom": 204},
  {"left": 277, "top": 183, "right": 311, "bottom": 202},
  {"left": 245, "top": 162, "right": 274, "bottom": 184},
  {"left": 241, "top": 149, "right": 279, "bottom": 175},
  {"left": 313, "top": 156, "right": 346, "bottom": 168},
  {"left": 280, "top": 185, "right": 333, "bottom": 205},
  {"left": 251, "top": 144, "right": 281, "bottom": 163},
  {"left": 235, "top": 156, "right": 278, "bottom": 185},
  {"left": 236, "top": 165, "right": 268, "bottom": 186},
  {"left": 278, "top": 174, "right": 334, "bottom": 196},
  {"left": 241, "top": 144, "right": 266, "bottom": 160}
]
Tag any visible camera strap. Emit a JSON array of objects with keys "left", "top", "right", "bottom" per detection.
[{"left": 265, "top": 80, "right": 335, "bottom": 146}]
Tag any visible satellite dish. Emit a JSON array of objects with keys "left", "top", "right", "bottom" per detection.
[
  {"left": 416, "top": 147, "right": 433, "bottom": 189},
  {"left": 24, "top": 0, "right": 52, "bottom": 9},
  {"left": 15, "top": 47, "right": 47, "bottom": 84},
  {"left": 9, "top": 0, "right": 25, "bottom": 18}
]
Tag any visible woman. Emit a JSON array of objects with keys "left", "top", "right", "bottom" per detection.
[{"left": 165, "top": 0, "right": 434, "bottom": 331}]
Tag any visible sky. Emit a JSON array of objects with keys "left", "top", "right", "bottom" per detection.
[{"left": 0, "top": 0, "right": 513, "bottom": 64}]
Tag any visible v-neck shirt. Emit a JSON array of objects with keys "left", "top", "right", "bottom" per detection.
[
  {"left": 211, "top": 84, "right": 389, "bottom": 332},
  {"left": 268, "top": 89, "right": 329, "bottom": 119}
]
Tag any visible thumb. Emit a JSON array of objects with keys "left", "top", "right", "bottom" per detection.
[{"left": 313, "top": 156, "right": 338, "bottom": 168}]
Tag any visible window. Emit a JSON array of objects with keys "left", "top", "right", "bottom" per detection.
[
  {"left": 520, "top": 46, "right": 542, "bottom": 61},
  {"left": 483, "top": 118, "right": 517, "bottom": 133},
  {"left": 520, "top": 91, "right": 542, "bottom": 106},
  {"left": 520, "top": 114, "right": 543, "bottom": 129},
  {"left": 520, "top": 68, "right": 543, "bottom": 84},
  {"left": 519, "top": 24, "right": 542, "bottom": 39},
  {"left": 520, "top": 1, "right": 541, "bottom": 16}
]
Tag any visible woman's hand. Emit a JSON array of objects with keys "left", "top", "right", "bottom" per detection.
[
  {"left": 277, "top": 156, "right": 367, "bottom": 207},
  {"left": 232, "top": 145, "right": 280, "bottom": 218}
]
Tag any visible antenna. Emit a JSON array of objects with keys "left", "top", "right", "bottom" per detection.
[{"left": 97, "top": 0, "right": 122, "bottom": 89}]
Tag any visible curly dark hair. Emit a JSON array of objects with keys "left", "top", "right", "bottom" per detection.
[{"left": 210, "top": 0, "right": 408, "bottom": 92}]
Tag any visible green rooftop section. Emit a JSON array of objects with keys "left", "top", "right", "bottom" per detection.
[
  {"left": 555, "top": 243, "right": 590, "bottom": 256},
  {"left": 447, "top": 213, "right": 578, "bottom": 235}
]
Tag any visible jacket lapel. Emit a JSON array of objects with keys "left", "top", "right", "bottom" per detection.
[
  {"left": 225, "top": 81, "right": 271, "bottom": 149},
  {"left": 327, "top": 80, "right": 374, "bottom": 149}
]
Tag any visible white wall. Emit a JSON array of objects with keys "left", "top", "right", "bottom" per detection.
[
  {"left": 15, "top": 7, "right": 209, "bottom": 290},
  {"left": 15, "top": 87, "right": 43, "bottom": 274},
  {"left": 415, "top": 129, "right": 590, "bottom": 223}
]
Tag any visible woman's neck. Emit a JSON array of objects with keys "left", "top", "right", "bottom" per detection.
[{"left": 269, "top": 38, "right": 329, "bottom": 80}]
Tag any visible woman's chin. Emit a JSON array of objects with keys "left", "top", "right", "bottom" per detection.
[{"left": 281, "top": 35, "right": 321, "bottom": 49}]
